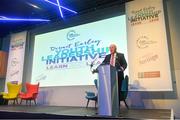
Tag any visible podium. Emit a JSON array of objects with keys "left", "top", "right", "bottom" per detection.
[{"left": 97, "top": 65, "right": 119, "bottom": 116}]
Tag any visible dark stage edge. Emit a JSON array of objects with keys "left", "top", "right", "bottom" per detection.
[{"left": 0, "top": 105, "right": 173, "bottom": 119}]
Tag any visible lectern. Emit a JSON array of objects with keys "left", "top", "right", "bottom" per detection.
[{"left": 97, "top": 64, "right": 119, "bottom": 116}]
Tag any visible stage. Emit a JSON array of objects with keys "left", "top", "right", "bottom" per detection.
[{"left": 0, "top": 105, "right": 173, "bottom": 119}]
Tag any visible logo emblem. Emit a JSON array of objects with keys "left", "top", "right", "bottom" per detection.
[
  {"left": 11, "top": 58, "right": 19, "bottom": 66},
  {"left": 136, "top": 36, "right": 157, "bottom": 49},
  {"left": 67, "top": 30, "right": 80, "bottom": 41}
]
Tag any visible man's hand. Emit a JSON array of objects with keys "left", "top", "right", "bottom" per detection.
[{"left": 120, "top": 67, "right": 124, "bottom": 71}]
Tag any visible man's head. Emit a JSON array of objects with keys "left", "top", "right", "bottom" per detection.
[{"left": 109, "top": 44, "right": 117, "bottom": 54}]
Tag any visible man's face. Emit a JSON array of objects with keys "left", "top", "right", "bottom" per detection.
[{"left": 109, "top": 44, "right": 116, "bottom": 54}]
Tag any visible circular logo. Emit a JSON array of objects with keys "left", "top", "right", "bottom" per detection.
[
  {"left": 67, "top": 30, "right": 79, "bottom": 41},
  {"left": 136, "top": 36, "right": 156, "bottom": 49},
  {"left": 11, "top": 58, "right": 19, "bottom": 66}
]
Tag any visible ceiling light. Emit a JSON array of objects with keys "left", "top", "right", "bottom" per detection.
[
  {"left": 44, "top": 0, "right": 77, "bottom": 18},
  {"left": 27, "top": 2, "right": 41, "bottom": 9},
  {"left": 0, "top": 16, "right": 50, "bottom": 22}
]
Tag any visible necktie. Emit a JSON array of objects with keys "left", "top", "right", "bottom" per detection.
[{"left": 110, "top": 54, "right": 114, "bottom": 66}]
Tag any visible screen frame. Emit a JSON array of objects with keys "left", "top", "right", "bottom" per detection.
[{"left": 25, "top": 4, "right": 126, "bottom": 88}]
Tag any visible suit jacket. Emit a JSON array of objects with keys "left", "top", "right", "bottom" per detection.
[
  {"left": 102, "top": 52, "right": 127, "bottom": 72},
  {"left": 101, "top": 52, "right": 127, "bottom": 95}
]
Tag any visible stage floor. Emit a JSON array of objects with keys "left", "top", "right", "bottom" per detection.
[{"left": 0, "top": 105, "right": 173, "bottom": 119}]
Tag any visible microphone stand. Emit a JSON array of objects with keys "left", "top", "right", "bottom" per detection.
[{"left": 89, "top": 57, "right": 98, "bottom": 73}]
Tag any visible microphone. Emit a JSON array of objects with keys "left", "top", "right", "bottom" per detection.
[
  {"left": 90, "top": 57, "right": 98, "bottom": 68},
  {"left": 90, "top": 53, "right": 103, "bottom": 68},
  {"left": 90, "top": 62, "right": 93, "bottom": 68},
  {"left": 90, "top": 54, "right": 103, "bottom": 73}
]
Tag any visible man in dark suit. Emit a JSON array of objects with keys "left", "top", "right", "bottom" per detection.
[{"left": 102, "top": 44, "right": 127, "bottom": 103}]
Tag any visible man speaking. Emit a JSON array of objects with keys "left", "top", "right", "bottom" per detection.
[{"left": 102, "top": 44, "right": 127, "bottom": 103}]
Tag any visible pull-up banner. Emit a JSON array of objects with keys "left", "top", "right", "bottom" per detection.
[
  {"left": 5, "top": 31, "right": 27, "bottom": 91},
  {"left": 126, "top": 0, "right": 173, "bottom": 91}
]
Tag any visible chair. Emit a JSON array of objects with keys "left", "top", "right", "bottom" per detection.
[
  {"left": 19, "top": 82, "right": 39, "bottom": 105},
  {"left": 120, "top": 75, "right": 129, "bottom": 109},
  {"left": 1, "top": 82, "right": 22, "bottom": 105},
  {"left": 85, "top": 79, "right": 98, "bottom": 108}
]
